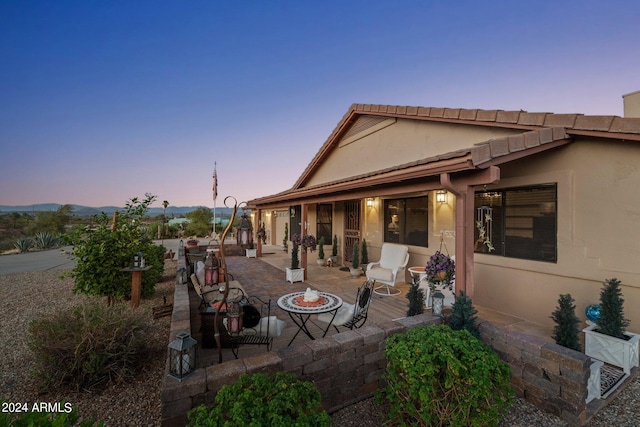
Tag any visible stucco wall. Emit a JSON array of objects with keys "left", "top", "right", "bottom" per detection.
[{"left": 307, "top": 119, "right": 518, "bottom": 187}]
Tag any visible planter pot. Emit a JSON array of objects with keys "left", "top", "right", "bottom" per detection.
[
  {"left": 286, "top": 267, "right": 305, "bottom": 283},
  {"left": 584, "top": 324, "right": 640, "bottom": 375},
  {"left": 349, "top": 267, "right": 361, "bottom": 278},
  {"left": 245, "top": 248, "right": 257, "bottom": 258},
  {"left": 316, "top": 258, "right": 326, "bottom": 266}
]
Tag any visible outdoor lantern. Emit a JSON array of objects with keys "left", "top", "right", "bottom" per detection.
[
  {"left": 226, "top": 302, "right": 243, "bottom": 335},
  {"left": 436, "top": 190, "right": 447, "bottom": 204},
  {"left": 236, "top": 212, "right": 254, "bottom": 247},
  {"left": 204, "top": 253, "right": 219, "bottom": 286},
  {"left": 168, "top": 332, "right": 197, "bottom": 381},
  {"left": 366, "top": 197, "right": 374, "bottom": 208},
  {"left": 178, "top": 239, "right": 185, "bottom": 257},
  {"left": 132, "top": 252, "right": 144, "bottom": 268},
  {"left": 432, "top": 290, "right": 445, "bottom": 317},
  {"left": 177, "top": 267, "right": 188, "bottom": 285}
]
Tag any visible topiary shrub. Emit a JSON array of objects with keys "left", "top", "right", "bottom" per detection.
[
  {"left": 291, "top": 241, "right": 300, "bottom": 269},
  {"left": 597, "top": 278, "right": 630, "bottom": 339},
  {"left": 380, "top": 325, "right": 513, "bottom": 426},
  {"left": 406, "top": 274, "right": 424, "bottom": 316},
  {"left": 448, "top": 290, "right": 480, "bottom": 338},
  {"left": 550, "top": 293, "right": 581, "bottom": 351},
  {"left": 361, "top": 239, "right": 368, "bottom": 265},
  {"left": 351, "top": 242, "right": 359, "bottom": 269},
  {"left": 187, "top": 372, "right": 331, "bottom": 427},
  {"left": 28, "top": 302, "right": 152, "bottom": 392}
]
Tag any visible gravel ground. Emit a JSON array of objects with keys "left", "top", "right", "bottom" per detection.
[{"left": 1, "top": 259, "right": 638, "bottom": 426}]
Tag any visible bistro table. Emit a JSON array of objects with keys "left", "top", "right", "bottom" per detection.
[{"left": 277, "top": 291, "right": 343, "bottom": 346}]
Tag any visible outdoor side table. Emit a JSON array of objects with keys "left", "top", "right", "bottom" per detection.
[
  {"left": 121, "top": 266, "right": 152, "bottom": 308},
  {"left": 277, "top": 292, "right": 343, "bottom": 346}
]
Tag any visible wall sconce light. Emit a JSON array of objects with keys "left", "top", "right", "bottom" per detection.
[
  {"left": 366, "top": 198, "right": 374, "bottom": 208},
  {"left": 436, "top": 190, "right": 447, "bottom": 204}
]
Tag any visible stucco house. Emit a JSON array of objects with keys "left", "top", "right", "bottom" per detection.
[{"left": 248, "top": 95, "right": 640, "bottom": 331}]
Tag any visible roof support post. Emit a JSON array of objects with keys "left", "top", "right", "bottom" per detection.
[
  {"left": 440, "top": 166, "right": 500, "bottom": 299},
  {"left": 301, "top": 203, "right": 308, "bottom": 280}
]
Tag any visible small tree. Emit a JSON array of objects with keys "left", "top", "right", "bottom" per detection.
[
  {"left": 361, "top": 239, "right": 369, "bottom": 265},
  {"left": 449, "top": 291, "right": 480, "bottom": 338},
  {"left": 332, "top": 235, "right": 338, "bottom": 257},
  {"left": 291, "top": 241, "right": 300, "bottom": 269},
  {"left": 406, "top": 274, "right": 424, "bottom": 316},
  {"left": 351, "top": 242, "right": 359, "bottom": 269},
  {"left": 550, "top": 293, "right": 581, "bottom": 351},
  {"left": 598, "top": 278, "right": 630, "bottom": 339},
  {"left": 283, "top": 222, "right": 289, "bottom": 252}
]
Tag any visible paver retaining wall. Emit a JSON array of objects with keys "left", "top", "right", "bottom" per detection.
[{"left": 162, "top": 267, "right": 593, "bottom": 426}]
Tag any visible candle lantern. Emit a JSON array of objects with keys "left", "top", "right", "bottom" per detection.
[
  {"left": 168, "top": 332, "right": 197, "bottom": 381},
  {"left": 177, "top": 267, "right": 188, "bottom": 285},
  {"left": 204, "top": 253, "right": 219, "bottom": 286},
  {"left": 178, "top": 239, "right": 185, "bottom": 257},
  {"left": 226, "top": 302, "right": 243, "bottom": 336},
  {"left": 432, "top": 290, "right": 445, "bottom": 317},
  {"left": 132, "top": 252, "right": 145, "bottom": 268},
  {"left": 236, "top": 212, "right": 254, "bottom": 247}
]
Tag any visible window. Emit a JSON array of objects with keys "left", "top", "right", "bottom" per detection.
[
  {"left": 316, "top": 204, "right": 332, "bottom": 244},
  {"left": 474, "top": 184, "right": 557, "bottom": 262},
  {"left": 384, "top": 196, "right": 428, "bottom": 247}
]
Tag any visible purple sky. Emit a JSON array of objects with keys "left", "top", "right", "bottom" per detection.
[{"left": 1, "top": 1, "right": 639, "bottom": 209}]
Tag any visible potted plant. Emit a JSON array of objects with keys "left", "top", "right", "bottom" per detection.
[
  {"left": 283, "top": 223, "right": 288, "bottom": 253},
  {"left": 329, "top": 235, "right": 339, "bottom": 265},
  {"left": 550, "top": 293, "right": 581, "bottom": 351},
  {"left": 583, "top": 278, "right": 639, "bottom": 375},
  {"left": 361, "top": 239, "right": 369, "bottom": 271},
  {"left": 349, "top": 243, "right": 361, "bottom": 277},
  {"left": 316, "top": 237, "right": 326, "bottom": 265},
  {"left": 245, "top": 241, "right": 257, "bottom": 258},
  {"left": 424, "top": 251, "right": 455, "bottom": 305},
  {"left": 256, "top": 223, "right": 266, "bottom": 244},
  {"left": 285, "top": 241, "right": 304, "bottom": 283},
  {"left": 186, "top": 238, "right": 199, "bottom": 248}
]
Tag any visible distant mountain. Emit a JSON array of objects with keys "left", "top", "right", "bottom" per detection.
[{"left": 0, "top": 204, "right": 237, "bottom": 217}]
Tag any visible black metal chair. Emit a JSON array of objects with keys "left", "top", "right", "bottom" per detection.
[{"left": 317, "top": 280, "right": 375, "bottom": 333}]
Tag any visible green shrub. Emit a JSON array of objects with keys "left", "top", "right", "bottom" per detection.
[
  {"left": 291, "top": 242, "right": 300, "bottom": 269},
  {"left": 187, "top": 372, "right": 331, "bottom": 427},
  {"left": 0, "top": 402, "right": 103, "bottom": 426},
  {"left": 28, "top": 302, "right": 152, "bottom": 391},
  {"left": 598, "top": 278, "right": 630, "bottom": 339},
  {"left": 317, "top": 236, "right": 325, "bottom": 259},
  {"left": 448, "top": 290, "right": 480, "bottom": 338},
  {"left": 13, "top": 237, "right": 33, "bottom": 253},
  {"left": 381, "top": 325, "right": 513, "bottom": 426},
  {"left": 550, "top": 293, "right": 581, "bottom": 351},
  {"left": 361, "top": 239, "right": 368, "bottom": 265},
  {"left": 351, "top": 242, "right": 359, "bottom": 269},
  {"left": 34, "top": 231, "right": 61, "bottom": 249},
  {"left": 406, "top": 275, "right": 424, "bottom": 316}
]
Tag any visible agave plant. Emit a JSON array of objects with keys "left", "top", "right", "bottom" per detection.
[
  {"left": 34, "top": 231, "right": 60, "bottom": 249},
  {"left": 14, "top": 237, "right": 34, "bottom": 253}
]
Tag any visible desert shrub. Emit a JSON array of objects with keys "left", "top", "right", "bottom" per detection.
[
  {"left": 381, "top": 325, "right": 513, "bottom": 427},
  {"left": 550, "top": 293, "right": 581, "bottom": 351},
  {"left": 187, "top": 372, "right": 331, "bottom": 427},
  {"left": 13, "top": 237, "right": 33, "bottom": 253},
  {"left": 448, "top": 290, "right": 480, "bottom": 338},
  {"left": 28, "top": 302, "right": 151, "bottom": 391},
  {"left": 33, "top": 231, "right": 61, "bottom": 249},
  {"left": 68, "top": 194, "right": 163, "bottom": 304},
  {"left": 0, "top": 402, "right": 103, "bottom": 426}
]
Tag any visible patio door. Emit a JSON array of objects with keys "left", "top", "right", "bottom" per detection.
[{"left": 344, "top": 200, "right": 361, "bottom": 264}]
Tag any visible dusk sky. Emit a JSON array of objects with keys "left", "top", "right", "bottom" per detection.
[{"left": 1, "top": 1, "right": 639, "bottom": 209}]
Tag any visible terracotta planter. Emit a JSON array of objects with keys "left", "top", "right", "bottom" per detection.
[{"left": 436, "top": 271, "right": 447, "bottom": 281}]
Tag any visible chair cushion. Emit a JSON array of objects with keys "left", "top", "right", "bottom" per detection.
[
  {"left": 231, "top": 316, "right": 285, "bottom": 337},
  {"left": 317, "top": 303, "right": 355, "bottom": 326},
  {"left": 366, "top": 266, "right": 394, "bottom": 282},
  {"left": 195, "top": 261, "right": 205, "bottom": 288}
]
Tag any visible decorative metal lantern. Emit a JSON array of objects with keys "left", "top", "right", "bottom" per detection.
[
  {"left": 226, "top": 302, "right": 243, "bottom": 336},
  {"left": 178, "top": 239, "right": 185, "bottom": 257},
  {"left": 168, "top": 332, "right": 197, "bottom": 381},
  {"left": 432, "top": 290, "right": 445, "bottom": 317},
  {"left": 177, "top": 267, "right": 188, "bottom": 285},
  {"left": 132, "top": 252, "right": 145, "bottom": 268},
  {"left": 204, "top": 253, "right": 219, "bottom": 286},
  {"left": 236, "top": 212, "right": 254, "bottom": 247}
]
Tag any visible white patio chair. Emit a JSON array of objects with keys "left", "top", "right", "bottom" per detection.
[{"left": 366, "top": 243, "right": 409, "bottom": 296}]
